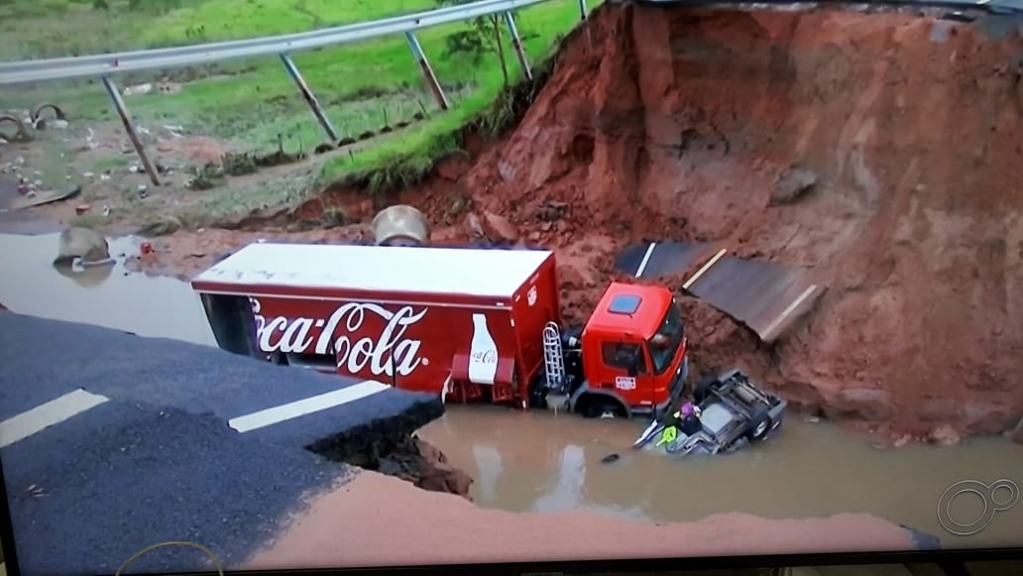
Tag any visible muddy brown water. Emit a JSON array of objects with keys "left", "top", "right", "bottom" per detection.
[{"left": 1, "top": 232, "right": 1022, "bottom": 550}]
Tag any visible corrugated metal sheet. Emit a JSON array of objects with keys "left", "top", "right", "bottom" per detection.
[
  {"left": 688, "top": 256, "right": 824, "bottom": 343},
  {"left": 614, "top": 242, "right": 822, "bottom": 342},
  {"left": 614, "top": 241, "right": 711, "bottom": 279}
]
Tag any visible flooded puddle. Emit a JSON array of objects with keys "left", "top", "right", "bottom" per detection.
[
  {"left": 2, "top": 231, "right": 1022, "bottom": 549},
  {"left": 0, "top": 232, "right": 215, "bottom": 346},
  {"left": 418, "top": 406, "right": 1023, "bottom": 547}
]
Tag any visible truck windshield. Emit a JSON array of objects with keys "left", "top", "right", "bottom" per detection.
[{"left": 647, "top": 299, "right": 685, "bottom": 375}]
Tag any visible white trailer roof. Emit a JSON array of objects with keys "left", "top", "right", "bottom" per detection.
[{"left": 192, "top": 242, "right": 554, "bottom": 298}]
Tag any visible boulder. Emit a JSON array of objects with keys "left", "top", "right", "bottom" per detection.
[
  {"left": 54, "top": 227, "right": 110, "bottom": 266},
  {"left": 481, "top": 211, "right": 519, "bottom": 243}
]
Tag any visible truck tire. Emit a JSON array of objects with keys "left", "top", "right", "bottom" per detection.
[
  {"left": 693, "top": 375, "right": 719, "bottom": 403},
  {"left": 578, "top": 395, "right": 626, "bottom": 419},
  {"left": 746, "top": 410, "right": 772, "bottom": 441}
]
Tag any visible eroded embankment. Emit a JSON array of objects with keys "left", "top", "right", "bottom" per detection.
[
  {"left": 308, "top": 398, "right": 473, "bottom": 499},
  {"left": 129, "top": 4, "right": 1023, "bottom": 442},
  {"left": 326, "top": 5, "right": 1023, "bottom": 441}
]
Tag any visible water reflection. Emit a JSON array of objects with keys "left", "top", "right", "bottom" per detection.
[
  {"left": 0, "top": 232, "right": 216, "bottom": 346},
  {"left": 53, "top": 261, "right": 116, "bottom": 288},
  {"left": 418, "top": 405, "right": 1023, "bottom": 547}
]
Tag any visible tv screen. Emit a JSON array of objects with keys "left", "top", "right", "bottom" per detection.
[{"left": 1, "top": 0, "right": 1022, "bottom": 575}]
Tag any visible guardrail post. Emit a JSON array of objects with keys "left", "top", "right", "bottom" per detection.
[
  {"left": 404, "top": 31, "right": 450, "bottom": 111},
  {"left": 578, "top": 0, "right": 588, "bottom": 20},
  {"left": 101, "top": 76, "right": 160, "bottom": 187},
  {"left": 503, "top": 11, "right": 531, "bottom": 82},
  {"left": 279, "top": 53, "right": 339, "bottom": 143}
]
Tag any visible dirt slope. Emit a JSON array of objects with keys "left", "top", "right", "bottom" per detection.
[
  {"left": 422, "top": 5, "right": 1023, "bottom": 439},
  {"left": 137, "top": 4, "right": 1023, "bottom": 441}
]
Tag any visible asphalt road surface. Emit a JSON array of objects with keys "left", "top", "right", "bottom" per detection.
[{"left": 0, "top": 312, "right": 441, "bottom": 576}]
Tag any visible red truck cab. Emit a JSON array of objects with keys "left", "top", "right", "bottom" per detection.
[{"left": 554, "top": 282, "right": 689, "bottom": 419}]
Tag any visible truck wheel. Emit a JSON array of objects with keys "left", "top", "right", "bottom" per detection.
[
  {"left": 746, "top": 411, "right": 772, "bottom": 441},
  {"left": 693, "top": 375, "right": 719, "bottom": 403},
  {"left": 580, "top": 397, "right": 626, "bottom": 419}
]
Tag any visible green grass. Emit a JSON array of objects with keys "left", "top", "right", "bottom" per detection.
[
  {"left": 4, "top": 0, "right": 582, "bottom": 152},
  {"left": 2, "top": 0, "right": 589, "bottom": 225}
]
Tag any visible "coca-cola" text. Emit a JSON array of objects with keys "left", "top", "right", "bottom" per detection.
[
  {"left": 470, "top": 350, "right": 497, "bottom": 364},
  {"left": 251, "top": 299, "right": 427, "bottom": 377}
]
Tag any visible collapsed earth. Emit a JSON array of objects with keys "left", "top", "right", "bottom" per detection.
[
  {"left": 3, "top": 0, "right": 1023, "bottom": 570},
  {"left": 39, "top": 2, "right": 1020, "bottom": 444}
]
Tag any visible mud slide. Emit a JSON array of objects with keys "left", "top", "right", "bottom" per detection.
[{"left": 372, "top": 4, "right": 1023, "bottom": 440}]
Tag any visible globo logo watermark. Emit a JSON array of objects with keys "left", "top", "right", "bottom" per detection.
[{"left": 937, "top": 478, "right": 1019, "bottom": 536}]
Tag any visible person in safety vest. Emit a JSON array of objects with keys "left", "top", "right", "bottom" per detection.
[{"left": 662, "top": 401, "right": 702, "bottom": 435}]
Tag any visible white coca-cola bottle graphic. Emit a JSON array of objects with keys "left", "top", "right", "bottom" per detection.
[{"left": 468, "top": 313, "right": 498, "bottom": 385}]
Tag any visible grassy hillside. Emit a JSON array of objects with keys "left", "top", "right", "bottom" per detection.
[{"left": 2, "top": 0, "right": 582, "bottom": 166}]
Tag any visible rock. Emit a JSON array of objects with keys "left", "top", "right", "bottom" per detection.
[
  {"left": 0, "top": 302, "right": 6, "bottom": 311},
  {"left": 1010, "top": 417, "right": 1023, "bottom": 445},
  {"left": 771, "top": 164, "right": 818, "bottom": 206},
  {"left": 893, "top": 434, "right": 913, "bottom": 448},
  {"left": 463, "top": 213, "right": 486, "bottom": 239},
  {"left": 55, "top": 227, "right": 110, "bottom": 266},
  {"left": 412, "top": 439, "right": 473, "bottom": 500},
  {"left": 481, "top": 211, "right": 519, "bottom": 243},
  {"left": 929, "top": 424, "right": 961, "bottom": 446},
  {"left": 429, "top": 226, "right": 470, "bottom": 245}
]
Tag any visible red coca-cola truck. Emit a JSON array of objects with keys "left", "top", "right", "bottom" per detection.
[{"left": 191, "top": 242, "right": 690, "bottom": 419}]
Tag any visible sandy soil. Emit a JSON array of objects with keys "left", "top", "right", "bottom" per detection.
[{"left": 246, "top": 470, "right": 922, "bottom": 570}]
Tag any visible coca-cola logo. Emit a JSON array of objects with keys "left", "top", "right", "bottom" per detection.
[
  {"left": 470, "top": 350, "right": 497, "bottom": 364},
  {"left": 251, "top": 298, "right": 427, "bottom": 377}
]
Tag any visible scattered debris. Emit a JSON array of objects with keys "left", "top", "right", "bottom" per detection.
[
  {"left": 8, "top": 186, "right": 82, "bottom": 211},
  {"left": 123, "top": 83, "right": 154, "bottom": 96}
]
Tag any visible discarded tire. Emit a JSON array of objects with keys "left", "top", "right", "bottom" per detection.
[
  {"left": 0, "top": 115, "right": 31, "bottom": 143},
  {"left": 31, "top": 102, "right": 67, "bottom": 125}
]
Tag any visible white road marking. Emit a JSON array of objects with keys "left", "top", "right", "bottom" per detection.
[
  {"left": 228, "top": 380, "right": 390, "bottom": 434},
  {"left": 0, "top": 389, "right": 110, "bottom": 449},
  {"left": 635, "top": 242, "right": 658, "bottom": 278}
]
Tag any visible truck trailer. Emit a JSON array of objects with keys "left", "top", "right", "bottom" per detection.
[{"left": 191, "top": 241, "right": 690, "bottom": 419}]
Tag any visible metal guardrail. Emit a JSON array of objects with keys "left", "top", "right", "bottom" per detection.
[
  {"left": 0, "top": 0, "right": 588, "bottom": 186},
  {"left": 0, "top": 0, "right": 522, "bottom": 75},
  {"left": 0, "top": 0, "right": 558, "bottom": 85}
]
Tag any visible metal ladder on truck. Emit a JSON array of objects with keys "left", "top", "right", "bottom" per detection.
[{"left": 542, "top": 322, "right": 567, "bottom": 394}]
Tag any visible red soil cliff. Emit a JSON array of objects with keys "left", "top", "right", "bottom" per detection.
[
  {"left": 149, "top": 4, "right": 1023, "bottom": 441},
  {"left": 434, "top": 5, "right": 1023, "bottom": 439}
]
